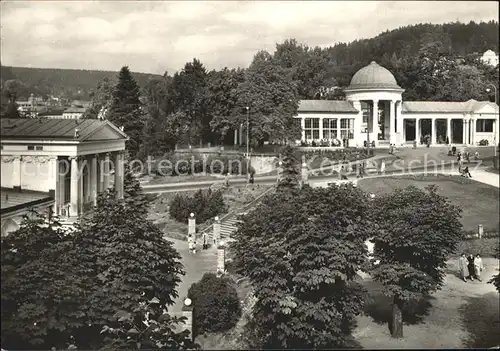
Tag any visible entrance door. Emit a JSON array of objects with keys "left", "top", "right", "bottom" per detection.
[
  {"left": 451, "top": 119, "right": 463, "bottom": 144},
  {"left": 405, "top": 120, "right": 416, "bottom": 141}
]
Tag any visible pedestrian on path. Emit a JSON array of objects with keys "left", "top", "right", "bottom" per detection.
[
  {"left": 188, "top": 235, "right": 195, "bottom": 254},
  {"left": 458, "top": 253, "right": 469, "bottom": 282},
  {"left": 474, "top": 254, "right": 484, "bottom": 282},
  {"left": 202, "top": 232, "right": 208, "bottom": 250},
  {"left": 379, "top": 160, "right": 386, "bottom": 174},
  {"left": 461, "top": 166, "right": 472, "bottom": 178},
  {"left": 467, "top": 254, "right": 475, "bottom": 280}
]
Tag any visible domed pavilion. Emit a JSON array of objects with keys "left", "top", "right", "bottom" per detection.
[{"left": 291, "top": 61, "right": 499, "bottom": 147}]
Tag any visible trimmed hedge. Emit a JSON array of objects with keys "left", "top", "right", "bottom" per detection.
[
  {"left": 169, "top": 189, "right": 227, "bottom": 224},
  {"left": 148, "top": 151, "right": 250, "bottom": 176},
  {"left": 188, "top": 273, "right": 242, "bottom": 337}
]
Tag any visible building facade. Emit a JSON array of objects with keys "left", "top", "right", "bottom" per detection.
[
  {"left": 294, "top": 61, "right": 499, "bottom": 147},
  {"left": 1, "top": 118, "right": 128, "bottom": 236}
]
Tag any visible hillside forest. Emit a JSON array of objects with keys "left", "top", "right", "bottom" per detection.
[{"left": 1, "top": 21, "right": 498, "bottom": 158}]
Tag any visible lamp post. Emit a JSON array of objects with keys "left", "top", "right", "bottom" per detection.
[
  {"left": 245, "top": 106, "right": 250, "bottom": 182},
  {"left": 486, "top": 84, "right": 498, "bottom": 145}
]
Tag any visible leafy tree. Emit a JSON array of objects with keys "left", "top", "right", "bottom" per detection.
[
  {"left": 70, "top": 188, "right": 184, "bottom": 348},
  {"left": 207, "top": 67, "right": 246, "bottom": 142},
  {"left": 187, "top": 273, "right": 242, "bottom": 336},
  {"left": 234, "top": 50, "right": 300, "bottom": 146},
  {"left": 278, "top": 145, "right": 301, "bottom": 190},
  {"left": 170, "top": 59, "right": 208, "bottom": 145},
  {"left": 84, "top": 77, "right": 114, "bottom": 119},
  {"left": 100, "top": 299, "right": 198, "bottom": 350},
  {"left": 123, "top": 162, "right": 150, "bottom": 217},
  {"left": 169, "top": 189, "right": 226, "bottom": 224},
  {"left": 488, "top": 247, "right": 500, "bottom": 293},
  {"left": 139, "top": 75, "right": 180, "bottom": 159},
  {"left": 107, "top": 66, "right": 145, "bottom": 159},
  {"left": 370, "top": 185, "right": 464, "bottom": 338},
  {"left": 1, "top": 212, "right": 87, "bottom": 350},
  {"left": 231, "top": 184, "right": 375, "bottom": 349}
]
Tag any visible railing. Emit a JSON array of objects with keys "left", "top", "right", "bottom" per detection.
[{"left": 197, "top": 184, "right": 276, "bottom": 237}]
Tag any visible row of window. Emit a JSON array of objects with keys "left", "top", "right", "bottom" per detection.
[
  {"left": 27, "top": 145, "right": 44, "bottom": 151},
  {"left": 303, "top": 118, "right": 355, "bottom": 140},
  {"left": 476, "top": 119, "right": 494, "bottom": 133}
]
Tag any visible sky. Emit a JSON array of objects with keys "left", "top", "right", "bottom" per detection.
[{"left": 0, "top": 1, "right": 498, "bottom": 75}]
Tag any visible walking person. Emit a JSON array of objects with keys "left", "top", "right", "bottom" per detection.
[
  {"left": 188, "top": 235, "right": 195, "bottom": 254},
  {"left": 464, "top": 150, "right": 470, "bottom": 164},
  {"left": 202, "top": 232, "right": 208, "bottom": 250},
  {"left": 458, "top": 253, "right": 469, "bottom": 282},
  {"left": 192, "top": 239, "right": 197, "bottom": 254},
  {"left": 474, "top": 254, "right": 484, "bottom": 282},
  {"left": 462, "top": 166, "right": 472, "bottom": 178},
  {"left": 380, "top": 160, "right": 386, "bottom": 175},
  {"left": 467, "top": 254, "right": 475, "bottom": 280}
]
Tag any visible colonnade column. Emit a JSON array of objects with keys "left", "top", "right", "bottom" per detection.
[
  {"left": 12, "top": 156, "right": 21, "bottom": 188},
  {"left": 103, "top": 153, "right": 110, "bottom": 190},
  {"left": 233, "top": 129, "right": 238, "bottom": 145},
  {"left": 70, "top": 156, "right": 79, "bottom": 217},
  {"left": 372, "top": 100, "right": 379, "bottom": 146},
  {"left": 301, "top": 118, "right": 305, "bottom": 141},
  {"left": 91, "top": 155, "right": 98, "bottom": 206},
  {"left": 462, "top": 118, "right": 469, "bottom": 145},
  {"left": 114, "top": 151, "right": 124, "bottom": 199},
  {"left": 431, "top": 118, "right": 437, "bottom": 145},
  {"left": 446, "top": 119, "right": 452, "bottom": 144},
  {"left": 50, "top": 156, "right": 59, "bottom": 214},
  {"left": 397, "top": 101, "right": 403, "bottom": 145},
  {"left": 494, "top": 119, "right": 499, "bottom": 145},
  {"left": 319, "top": 117, "right": 324, "bottom": 140},
  {"left": 390, "top": 100, "right": 396, "bottom": 143},
  {"left": 78, "top": 158, "right": 84, "bottom": 214},
  {"left": 470, "top": 118, "right": 475, "bottom": 145},
  {"left": 57, "top": 158, "right": 66, "bottom": 215}
]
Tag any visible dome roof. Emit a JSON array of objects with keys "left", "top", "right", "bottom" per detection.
[{"left": 348, "top": 61, "right": 401, "bottom": 90}]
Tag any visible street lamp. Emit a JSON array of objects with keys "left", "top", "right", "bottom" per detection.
[
  {"left": 245, "top": 106, "right": 250, "bottom": 182},
  {"left": 486, "top": 84, "right": 498, "bottom": 145}
]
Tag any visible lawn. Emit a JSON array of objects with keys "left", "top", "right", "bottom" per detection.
[
  {"left": 193, "top": 258, "right": 500, "bottom": 350},
  {"left": 357, "top": 174, "right": 500, "bottom": 234},
  {"left": 354, "top": 258, "right": 500, "bottom": 349}
]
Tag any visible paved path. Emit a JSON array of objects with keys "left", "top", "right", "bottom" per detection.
[{"left": 169, "top": 237, "right": 218, "bottom": 313}]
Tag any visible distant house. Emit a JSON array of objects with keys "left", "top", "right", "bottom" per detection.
[
  {"left": 37, "top": 108, "right": 66, "bottom": 119},
  {"left": 480, "top": 50, "right": 499, "bottom": 67},
  {"left": 71, "top": 100, "right": 92, "bottom": 109},
  {"left": 62, "top": 106, "right": 87, "bottom": 119}
]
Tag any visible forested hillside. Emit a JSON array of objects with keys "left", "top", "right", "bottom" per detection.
[
  {"left": 0, "top": 66, "right": 161, "bottom": 100},
  {"left": 324, "top": 20, "right": 499, "bottom": 86}
]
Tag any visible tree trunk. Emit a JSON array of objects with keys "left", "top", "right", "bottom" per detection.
[{"left": 390, "top": 295, "right": 403, "bottom": 338}]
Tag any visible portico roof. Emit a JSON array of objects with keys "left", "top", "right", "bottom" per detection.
[
  {"left": 402, "top": 100, "right": 499, "bottom": 113},
  {"left": 1, "top": 187, "right": 54, "bottom": 215},
  {"left": 0, "top": 118, "right": 128, "bottom": 142},
  {"left": 298, "top": 100, "right": 359, "bottom": 113}
]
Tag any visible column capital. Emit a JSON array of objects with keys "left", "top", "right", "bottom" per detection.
[
  {"left": 68, "top": 156, "right": 79, "bottom": 161},
  {"left": 373, "top": 99, "right": 379, "bottom": 104}
]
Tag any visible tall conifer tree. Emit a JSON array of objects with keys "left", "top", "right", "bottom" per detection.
[{"left": 107, "top": 66, "right": 144, "bottom": 159}]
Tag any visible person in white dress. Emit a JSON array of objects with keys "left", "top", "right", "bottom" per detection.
[{"left": 474, "top": 254, "right": 484, "bottom": 282}]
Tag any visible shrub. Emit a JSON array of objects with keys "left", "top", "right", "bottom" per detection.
[
  {"left": 169, "top": 189, "right": 227, "bottom": 224},
  {"left": 188, "top": 273, "right": 242, "bottom": 336},
  {"left": 479, "top": 139, "right": 489, "bottom": 146}
]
